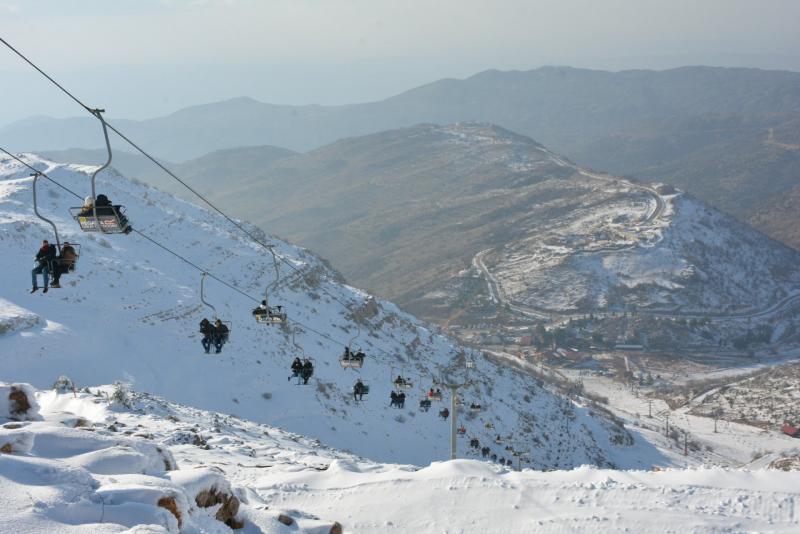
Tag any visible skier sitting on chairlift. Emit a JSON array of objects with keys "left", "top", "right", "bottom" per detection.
[
  {"left": 212, "top": 319, "right": 229, "bottom": 353},
  {"left": 50, "top": 241, "right": 78, "bottom": 288},
  {"left": 397, "top": 391, "right": 406, "bottom": 408},
  {"left": 290, "top": 357, "right": 303, "bottom": 378},
  {"left": 200, "top": 318, "right": 214, "bottom": 353},
  {"left": 354, "top": 380, "right": 363, "bottom": 400},
  {"left": 31, "top": 239, "right": 55, "bottom": 293},
  {"left": 395, "top": 375, "right": 405, "bottom": 387},
  {"left": 252, "top": 300, "right": 268, "bottom": 316},
  {"left": 80, "top": 195, "right": 132, "bottom": 234},
  {"left": 439, "top": 407, "right": 449, "bottom": 420},
  {"left": 390, "top": 391, "right": 398, "bottom": 407},
  {"left": 301, "top": 359, "right": 314, "bottom": 384},
  {"left": 419, "top": 398, "right": 432, "bottom": 411}
]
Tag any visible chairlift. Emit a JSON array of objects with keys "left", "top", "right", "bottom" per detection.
[
  {"left": 469, "top": 402, "right": 482, "bottom": 413},
  {"left": 289, "top": 327, "right": 314, "bottom": 385},
  {"left": 427, "top": 388, "right": 443, "bottom": 402},
  {"left": 253, "top": 247, "right": 287, "bottom": 324},
  {"left": 484, "top": 421, "right": 495, "bottom": 430},
  {"left": 418, "top": 398, "right": 432, "bottom": 411},
  {"left": 69, "top": 109, "right": 131, "bottom": 234},
  {"left": 391, "top": 368, "right": 413, "bottom": 390},
  {"left": 199, "top": 272, "right": 231, "bottom": 352},
  {"left": 353, "top": 379, "right": 369, "bottom": 401},
  {"left": 339, "top": 324, "right": 365, "bottom": 369},
  {"left": 31, "top": 172, "right": 81, "bottom": 281},
  {"left": 457, "top": 425, "right": 467, "bottom": 436}
]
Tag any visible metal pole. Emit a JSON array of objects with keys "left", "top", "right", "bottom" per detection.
[
  {"left": 89, "top": 109, "right": 112, "bottom": 233},
  {"left": 31, "top": 173, "right": 61, "bottom": 252},
  {"left": 450, "top": 386, "right": 458, "bottom": 461},
  {"left": 437, "top": 379, "right": 472, "bottom": 461}
]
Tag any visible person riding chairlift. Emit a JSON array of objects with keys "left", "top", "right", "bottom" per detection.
[
  {"left": 212, "top": 319, "right": 229, "bottom": 353},
  {"left": 199, "top": 318, "right": 214, "bottom": 353},
  {"left": 301, "top": 359, "right": 314, "bottom": 384},
  {"left": 51, "top": 241, "right": 78, "bottom": 288},
  {"left": 290, "top": 357, "right": 302, "bottom": 378},
  {"left": 79, "top": 194, "right": 132, "bottom": 234},
  {"left": 252, "top": 300, "right": 268, "bottom": 316},
  {"left": 31, "top": 239, "right": 55, "bottom": 293},
  {"left": 353, "top": 380, "right": 362, "bottom": 401}
]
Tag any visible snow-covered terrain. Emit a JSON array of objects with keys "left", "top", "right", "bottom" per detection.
[
  {"left": 2, "top": 382, "right": 799, "bottom": 533},
  {"left": 0, "top": 154, "right": 655, "bottom": 469},
  {"left": 486, "top": 176, "right": 800, "bottom": 315}
]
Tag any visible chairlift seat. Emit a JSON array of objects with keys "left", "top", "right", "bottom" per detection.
[
  {"left": 254, "top": 308, "right": 287, "bottom": 324},
  {"left": 429, "top": 393, "right": 443, "bottom": 401},
  {"left": 70, "top": 206, "right": 130, "bottom": 234},
  {"left": 394, "top": 379, "right": 413, "bottom": 390},
  {"left": 340, "top": 356, "right": 364, "bottom": 369}
]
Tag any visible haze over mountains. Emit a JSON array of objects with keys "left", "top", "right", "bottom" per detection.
[{"left": 12, "top": 65, "right": 800, "bottom": 252}]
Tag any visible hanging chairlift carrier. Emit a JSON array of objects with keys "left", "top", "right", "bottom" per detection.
[
  {"left": 254, "top": 246, "right": 287, "bottom": 324},
  {"left": 339, "top": 324, "right": 365, "bottom": 369},
  {"left": 200, "top": 272, "right": 231, "bottom": 343},
  {"left": 69, "top": 109, "right": 131, "bottom": 234},
  {"left": 32, "top": 172, "right": 82, "bottom": 275}
]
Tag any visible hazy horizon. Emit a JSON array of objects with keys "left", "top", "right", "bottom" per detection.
[{"left": 1, "top": 0, "right": 798, "bottom": 125}]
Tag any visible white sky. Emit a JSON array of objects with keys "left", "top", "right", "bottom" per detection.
[{"left": 1, "top": 0, "right": 798, "bottom": 124}]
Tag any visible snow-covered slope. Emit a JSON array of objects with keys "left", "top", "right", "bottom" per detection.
[
  {"left": 490, "top": 188, "right": 800, "bottom": 314},
  {"left": 0, "top": 154, "right": 657, "bottom": 468},
  {"left": 2, "top": 383, "right": 798, "bottom": 533}
]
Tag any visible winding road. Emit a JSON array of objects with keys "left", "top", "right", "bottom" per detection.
[{"left": 472, "top": 153, "right": 800, "bottom": 324}]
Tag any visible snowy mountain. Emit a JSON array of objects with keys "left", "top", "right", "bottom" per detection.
[
  {"left": 0, "top": 154, "right": 653, "bottom": 469},
  {"left": 3, "top": 381, "right": 799, "bottom": 533}
]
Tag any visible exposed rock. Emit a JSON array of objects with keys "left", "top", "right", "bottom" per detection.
[
  {"left": 768, "top": 456, "right": 800, "bottom": 471},
  {"left": 157, "top": 496, "right": 182, "bottom": 528},
  {"left": 277, "top": 514, "right": 294, "bottom": 526},
  {"left": 195, "top": 488, "right": 242, "bottom": 529}
]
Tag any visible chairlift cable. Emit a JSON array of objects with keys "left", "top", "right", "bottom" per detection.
[
  {"left": 0, "top": 39, "right": 477, "bottom": 386},
  {"left": 2, "top": 148, "right": 390, "bottom": 358},
  {"left": 0, "top": 37, "right": 398, "bottom": 357}
]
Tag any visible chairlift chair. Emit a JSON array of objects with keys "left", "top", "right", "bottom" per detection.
[
  {"left": 484, "top": 421, "right": 495, "bottom": 430},
  {"left": 339, "top": 325, "right": 366, "bottom": 369},
  {"left": 69, "top": 109, "right": 131, "bottom": 235},
  {"left": 457, "top": 425, "right": 467, "bottom": 436},
  {"left": 254, "top": 247, "right": 287, "bottom": 324},
  {"left": 199, "top": 272, "right": 231, "bottom": 347},
  {"left": 31, "top": 172, "right": 82, "bottom": 281}
]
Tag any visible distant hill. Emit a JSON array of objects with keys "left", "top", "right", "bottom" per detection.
[
  {"left": 106, "top": 123, "right": 798, "bottom": 331},
  {"left": 41, "top": 144, "right": 295, "bottom": 197},
  {"left": 8, "top": 65, "right": 800, "bottom": 249}
]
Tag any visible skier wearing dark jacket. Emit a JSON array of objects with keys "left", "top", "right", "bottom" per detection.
[
  {"left": 200, "top": 318, "right": 214, "bottom": 353},
  {"left": 31, "top": 240, "right": 56, "bottom": 293}
]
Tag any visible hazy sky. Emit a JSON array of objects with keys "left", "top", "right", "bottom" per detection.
[{"left": 1, "top": 0, "right": 798, "bottom": 124}]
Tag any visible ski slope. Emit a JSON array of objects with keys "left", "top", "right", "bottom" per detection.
[
  {"left": 0, "top": 154, "right": 660, "bottom": 468},
  {"left": 1, "top": 382, "right": 797, "bottom": 533}
]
